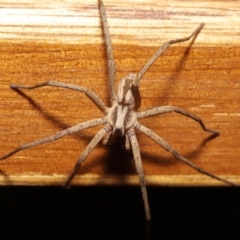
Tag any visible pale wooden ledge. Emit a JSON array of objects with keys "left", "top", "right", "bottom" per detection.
[{"left": 0, "top": 0, "right": 240, "bottom": 186}]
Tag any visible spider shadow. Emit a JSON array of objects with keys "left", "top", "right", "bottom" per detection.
[
  {"left": 140, "top": 132, "right": 219, "bottom": 169},
  {"left": 154, "top": 26, "right": 202, "bottom": 106},
  {"left": 11, "top": 88, "right": 94, "bottom": 141},
  {"left": 86, "top": 129, "right": 219, "bottom": 185},
  {"left": 10, "top": 88, "right": 106, "bottom": 171},
  {"left": 101, "top": 134, "right": 135, "bottom": 175},
  {"left": 90, "top": 130, "right": 219, "bottom": 179}
]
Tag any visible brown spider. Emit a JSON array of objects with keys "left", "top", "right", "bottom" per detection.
[{"left": 0, "top": 0, "right": 236, "bottom": 222}]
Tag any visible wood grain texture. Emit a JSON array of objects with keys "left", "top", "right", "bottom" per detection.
[{"left": 0, "top": 0, "right": 240, "bottom": 186}]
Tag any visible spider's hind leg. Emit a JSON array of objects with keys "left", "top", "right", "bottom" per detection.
[
  {"left": 128, "top": 128, "right": 152, "bottom": 239},
  {"left": 65, "top": 125, "right": 110, "bottom": 187},
  {"left": 102, "top": 131, "right": 112, "bottom": 145},
  {"left": 127, "top": 128, "right": 151, "bottom": 221},
  {"left": 125, "top": 135, "right": 131, "bottom": 150},
  {"left": 136, "top": 123, "right": 236, "bottom": 186}
]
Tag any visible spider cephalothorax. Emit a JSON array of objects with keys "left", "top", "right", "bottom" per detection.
[
  {"left": 108, "top": 73, "right": 139, "bottom": 136},
  {"left": 0, "top": 0, "right": 236, "bottom": 224}
]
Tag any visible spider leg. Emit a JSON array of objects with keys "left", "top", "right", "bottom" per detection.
[
  {"left": 137, "top": 105, "right": 219, "bottom": 135},
  {"left": 0, "top": 118, "right": 107, "bottom": 160},
  {"left": 136, "top": 123, "right": 237, "bottom": 186},
  {"left": 133, "top": 23, "right": 204, "bottom": 86},
  {"left": 127, "top": 128, "right": 151, "bottom": 221},
  {"left": 99, "top": 0, "right": 117, "bottom": 104},
  {"left": 125, "top": 135, "right": 131, "bottom": 150},
  {"left": 102, "top": 132, "right": 130, "bottom": 150},
  {"left": 65, "top": 124, "right": 111, "bottom": 187},
  {"left": 102, "top": 131, "right": 112, "bottom": 145},
  {"left": 10, "top": 81, "right": 108, "bottom": 114}
]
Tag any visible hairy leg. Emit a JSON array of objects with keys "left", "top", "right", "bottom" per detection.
[
  {"left": 65, "top": 124, "right": 110, "bottom": 187},
  {"left": 133, "top": 23, "right": 204, "bottom": 86},
  {"left": 0, "top": 118, "right": 107, "bottom": 160},
  {"left": 11, "top": 81, "right": 108, "bottom": 114},
  {"left": 136, "top": 123, "right": 236, "bottom": 186},
  {"left": 99, "top": 0, "right": 117, "bottom": 104},
  {"left": 127, "top": 128, "right": 151, "bottom": 220},
  {"left": 137, "top": 105, "right": 219, "bottom": 135}
]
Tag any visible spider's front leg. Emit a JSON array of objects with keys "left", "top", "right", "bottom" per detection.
[
  {"left": 132, "top": 23, "right": 204, "bottom": 87},
  {"left": 99, "top": 0, "right": 117, "bottom": 105}
]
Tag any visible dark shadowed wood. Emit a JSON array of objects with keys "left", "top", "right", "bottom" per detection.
[{"left": 0, "top": 0, "right": 239, "bottom": 186}]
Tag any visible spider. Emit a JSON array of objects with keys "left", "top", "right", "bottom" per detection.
[{"left": 0, "top": 0, "right": 236, "bottom": 222}]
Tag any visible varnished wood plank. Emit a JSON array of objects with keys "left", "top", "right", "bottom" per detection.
[{"left": 0, "top": 0, "right": 239, "bottom": 186}]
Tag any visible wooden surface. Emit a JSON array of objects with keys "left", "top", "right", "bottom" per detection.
[{"left": 0, "top": 0, "right": 240, "bottom": 186}]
